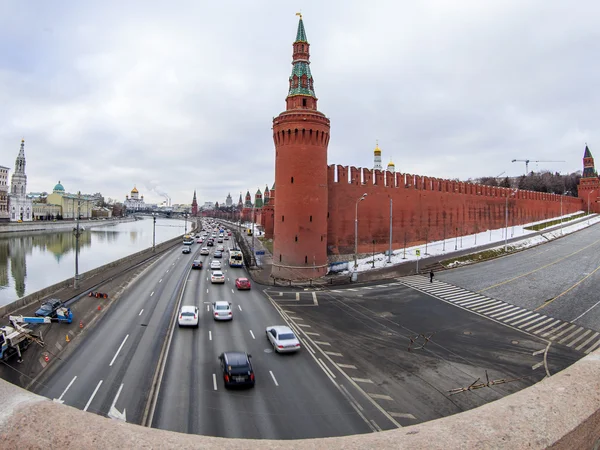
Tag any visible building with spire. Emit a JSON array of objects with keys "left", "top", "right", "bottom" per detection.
[
  {"left": 373, "top": 140, "right": 383, "bottom": 171},
  {"left": 272, "top": 14, "right": 330, "bottom": 279},
  {"left": 225, "top": 193, "right": 233, "bottom": 207},
  {"left": 0, "top": 164, "right": 9, "bottom": 222},
  {"left": 191, "top": 190, "right": 198, "bottom": 216},
  {"left": 8, "top": 139, "right": 33, "bottom": 222},
  {"left": 578, "top": 144, "right": 600, "bottom": 213}
]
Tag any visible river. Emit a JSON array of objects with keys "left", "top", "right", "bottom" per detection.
[{"left": 0, "top": 217, "right": 191, "bottom": 307}]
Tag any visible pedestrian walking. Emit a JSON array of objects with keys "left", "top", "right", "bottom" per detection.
[{"left": 429, "top": 270, "right": 434, "bottom": 283}]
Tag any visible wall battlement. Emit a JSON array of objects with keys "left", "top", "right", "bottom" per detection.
[
  {"left": 327, "top": 164, "right": 581, "bottom": 204},
  {"left": 327, "top": 164, "right": 583, "bottom": 256}
]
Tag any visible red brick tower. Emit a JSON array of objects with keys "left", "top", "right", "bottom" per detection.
[
  {"left": 272, "top": 14, "right": 330, "bottom": 280},
  {"left": 191, "top": 190, "right": 198, "bottom": 216},
  {"left": 578, "top": 144, "right": 600, "bottom": 213}
]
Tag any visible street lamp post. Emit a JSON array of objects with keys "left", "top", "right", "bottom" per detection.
[
  {"left": 560, "top": 194, "right": 563, "bottom": 235},
  {"left": 152, "top": 214, "right": 157, "bottom": 252},
  {"left": 354, "top": 193, "right": 367, "bottom": 269},
  {"left": 388, "top": 197, "right": 392, "bottom": 264},
  {"left": 74, "top": 191, "right": 82, "bottom": 289},
  {"left": 505, "top": 189, "right": 517, "bottom": 252},
  {"left": 252, "top": 205, "right": 255, "bottom": 266},
  {"left": 372, "top": 239, "right": 375, "bottom": 268}
]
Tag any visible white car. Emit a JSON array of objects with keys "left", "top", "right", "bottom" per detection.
[
  {"left": 217, "top": 245, "right": 225, "bottom": 252},
  {"left": 212, "top": 301, "right": 232, "bottom": 320},
  {"left": 211, "top": 270, "right": 225, "bottom": 283},
  {"left": 178, "top": 305, "right": 199, "bottom": 328},
  {"left": 200, "top": 247, "right": 210, "bottom": 255},
  {"left": 266, "top": 326, "right": 301, "bottom": 353},
  {"left": 210, "top": 260, "right": 222, "bottom": 270}
]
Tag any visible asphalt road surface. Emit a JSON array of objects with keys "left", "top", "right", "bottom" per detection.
[{"left": 437, "top": 221, "right": 600, "bottom": 332}]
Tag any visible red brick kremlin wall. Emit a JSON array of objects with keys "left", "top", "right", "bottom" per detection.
[{"left": 327, "top": 165, "right": 584, "bottom": 255}]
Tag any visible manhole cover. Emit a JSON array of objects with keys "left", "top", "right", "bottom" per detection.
[
  {"left": 511, "top": 340, "right": 519, "bottom": 345},
  {"left": 463, "top": 331, "right": 472, "bottom": 335},
  {"left": 264, "top": 348, "right": 273, "bottom": 353}
]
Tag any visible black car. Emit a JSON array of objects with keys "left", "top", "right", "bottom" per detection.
[
  {"left": 182, "top": 247, "right": 191, "bottom": 254},
  {"left": 206, "top": 240, "right": 214, "bottom": 247},
  {"left": 219, "top": 352, "right": 255, "bottom": 388},
  {"left": 192, "top": 260, "right": 203, "bottom": 270},
  {"left": 213, "top": 251, "right": 222, "bottom": 259},
  {"left": 35, "top": 299, "right": 63, "bottom": 317}
]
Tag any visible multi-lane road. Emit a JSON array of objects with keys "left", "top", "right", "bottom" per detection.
[
  {"left": 36, "top": 228, "right": 396, "bottom": 439},
  {"left": 33, "top": 221, "right": 599, "bottom": 439}
]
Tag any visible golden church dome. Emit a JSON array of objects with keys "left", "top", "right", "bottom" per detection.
[
  {"left": 374, "top": 142, "right": 381, "bottom": 156},
  {"left": 131, "top": 186, "right": 139, "bottom": 194},
  {"left": 387, "top": 160, "right": 395, "bottom": 168}
]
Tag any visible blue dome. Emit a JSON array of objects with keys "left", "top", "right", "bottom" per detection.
[{"left": 53, "top": 181, "right": 65, "bottom": 192}]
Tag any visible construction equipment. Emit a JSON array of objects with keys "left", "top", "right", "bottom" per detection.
[
  {"left": 511, "top": 159, "right": 566, "bottom": 174},
  {"left": 0, "top": 307, "right": 73, "bottom": 362}
]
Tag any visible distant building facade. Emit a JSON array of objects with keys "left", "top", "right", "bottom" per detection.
[
  {"left": 0, "top": 165, "right": 9, "bottom": 222},
  {"left": 8, "top": 139, "right": 33, "bottom": 222},
  {"left": 46, "top": 182, "right": 96, "bottom": 219}
]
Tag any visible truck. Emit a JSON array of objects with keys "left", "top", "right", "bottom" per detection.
[{"left": 0, "top": 307, "right": 73, "bottom": 362}]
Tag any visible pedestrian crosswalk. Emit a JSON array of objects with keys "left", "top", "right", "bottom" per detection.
[{"left": 399, "top": 275, "right": 600, "bottom": 354}]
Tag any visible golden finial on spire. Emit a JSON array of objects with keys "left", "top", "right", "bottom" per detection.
[
  {"left": 296, "top": 12, "right": 302, "bottom": 19},
  {"left": 21, "top": 138, "right": 25, "bottom": 143}
]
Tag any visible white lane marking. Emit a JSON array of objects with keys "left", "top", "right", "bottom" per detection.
[
  {"left": 269, "top": 370, "right": 279, "bottom": 386},
  {"left": 109, "top": 334, "right": 129, "bottom": 367},
  {"left": 297, "top": 323, "right": 311, "bottom": 328},
  {"left": 313, "top": 292, "right": 318, "bottom": 306},
  {"left": 213, "top": 374, "right": 217, "bottom": 390},
  {"left": 108, "top": 383, "right": 126, "bottom": 421},
  {"left": 138, "top": 309, "right": 144, "bottom": 316},
  {"left": 541, "top": 321, "right": 570, "bottom": 337},
  {"left": 83, "top": 380, "right": 103, "bottom": 412},
  {"left": 559, "top": 326, "right": 584, "bottom": 344},
  {"left": 314, "top": 340, "right": 331, "bottom": 346},
  {"left": 325, "top": 351, "right": 343, "bottom": 357},
  {"left": 516, "top": 315, "right": 545, "bottom": 328},
  {"left": 337, "top": 363, "right": 357, "bottom": 369},
  {"left": 300, "top": 338, "right": 315, "bottom": 354},
  {"left": 238, "top": 305, "right": 242, "bottom": 311},
  {"left": 550, "top": 324, "right": 577, "bottom": 340},
  {"left": 296, "top": 292, "right": 300, "bottom": 300},
  {"left": 159, "top": 279, "right": 162, "bottom": 283},
  {"left": 584, "top": 339, "right": 600, "bottom": 354},
  {"left": 495, "top": 309, "right": 526, "bottom": 321},
  {"left": 209, "top": 331, "right": 212, "bottom": 341},
  {"left": 573, "top": 299, "right": 600, "bottom": 321},
  {"left": 368, "top": 393, "right": 394, "bottom": 401},
  {"left": 231, "top": 289, "right": 234, "bottom": 294},
  {"left": 166, "top": 270, "right": 169, "bottom": 273},
  {"left": 289, "top": 316, "right": 303, "bottom": 320},
  {"left": 150, "top": 291, "right": 154, "bottom": 297},
  {"left": 317, "top": 358, "right": 336, "bottom": 379},
  {"left": 525, "top": 317, "right": 554, "bottom": 331},
  {"left": 206, "top": 288, "right": 209, "bottom": 293},
  {"left": 54, "top": 375, "right": 77, "bottom": 403},
  {"left": 55, "top": 342, "right": 63, "bottom": 351},
  {"left": 575, "top": 331, "right": 599, "bottom": 351},
  {"left": 567, "top": 329, "right": 592, "bottom": 347},
  {"left": 249, "top": 330, "right": 255, "bottom": 339},
  {"left": 207, "top": 304, "right": 210, "bottom": 311},
  {"left": 532, "top": 348, "right": 546, "bottom": 356},
  {"left": 532, "top": 361, "right": 544, "bottom": 370},
  {"left": 352, "top": 377, "right": 374, "bottom": 384},
  {"left": 304, "top": 331, "right": 320, "bottom": 336},
  {"left": 389, "top": 412, "right": 416, "bottom": 420},
  {"left": 534, "top": 319, "right": 562, "bottom": 334}
]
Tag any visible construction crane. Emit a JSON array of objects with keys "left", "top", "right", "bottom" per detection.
[{"left": 511, "top": 159, "right": 566, "bottom": 174}]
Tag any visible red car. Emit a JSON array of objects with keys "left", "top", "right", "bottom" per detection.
[{"left": 235, "top": 277, "right": 251, "bottom": 290}]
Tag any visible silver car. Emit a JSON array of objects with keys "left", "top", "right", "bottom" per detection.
[
  {"left": 212, "top": 301, "right": 232, "bottom": 320},
  {"left": 266, "top": 326, "right": 301, "bottom": 353}
]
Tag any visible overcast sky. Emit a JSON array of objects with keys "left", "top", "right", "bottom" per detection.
[{"left": 1, "top": 1, "right": 598, "bottom": 205}]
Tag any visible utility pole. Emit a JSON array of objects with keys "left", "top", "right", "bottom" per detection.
[
  {"left": 252, "top": 205, "right": 255, "bottom": 266},
  {"left": 372, "top": 239, "right": 375, "bottom": 268},
  {"left": 74, "top": 191, "right": 81, "bottom": 289}
]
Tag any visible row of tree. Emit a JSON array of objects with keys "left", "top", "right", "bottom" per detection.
[{"left": 474, "top": 171, "right": 583, "bottom": 197}]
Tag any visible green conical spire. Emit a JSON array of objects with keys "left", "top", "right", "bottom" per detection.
[
  {"left": 295, "top": 15, "right": 307, "bottom": 42},
  {"left": 584, "top": 144, "right": 592, "bottom": 158}
]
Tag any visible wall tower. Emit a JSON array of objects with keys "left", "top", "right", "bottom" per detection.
[
  {"left": 578, "top": 144, "right": 600, "bottom": 213},
  {"left": 272, "top": 14, "right": 330, "bottom": 279},
  {"left": 191, "top": 190, "right": 198, "bottom": 216}
]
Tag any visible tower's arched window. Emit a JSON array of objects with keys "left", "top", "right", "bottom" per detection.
[
  {"left": 291, "top": 177, "right": 294, "bottom": 184},
  {"left": 302, "top": 99, "right": 307, "bottom": 107},
  {"left": 305, "top": 256, "right": 308, "bottom": 264}
]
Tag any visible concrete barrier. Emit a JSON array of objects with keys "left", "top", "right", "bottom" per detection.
[
  {"left": 0, "top": 349, "right": 598, "bottom": 448},
  {"left": 0, "top": 232, "right": 187, "bottom": 318}
]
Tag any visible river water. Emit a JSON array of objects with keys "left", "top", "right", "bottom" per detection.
[{"left": 0, "top": 217, "right": 190, "bottom": 307}]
